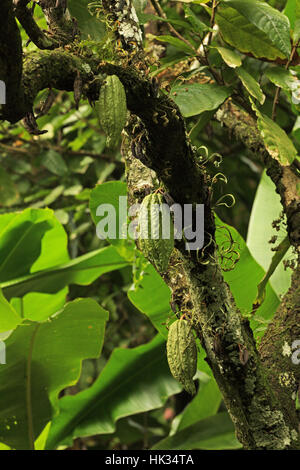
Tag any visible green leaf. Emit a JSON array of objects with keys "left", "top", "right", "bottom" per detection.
[
  {"left": 251, "top": 101, "right": 297, "bottom": 165},
  {"left": 0, "top": 168, "right": 19, "bottom": 207},
  {"left": 0, "top": 208, "right": 56, "bottom": 283},
  {"left": 264, "top": 66, "right": 299, "bottom": 93},
  {"left": 0, "top": 298, "right": 108, "bottom": 449},
  {"left": 68, "top": 0, "right": 105, "bottom": 40},
  {"left": 183, "top": 5, "right": 211, "bottom": 33},
  {"left": 46, "top": 335, "right": 181, "bottom": 449},
  {"left": 128, "top": 262, "right": 172, "bottom": 338},
  {"left": 41, "top": 150, "right": 68, "bottom": 176},
  {"left": 293, "top": 18, "right": 300, "bottom": 42},
  {"left": 43, "top": 185, "right": 65, "bottom": 206},
  {"left": 215, "top": 215, "right": 279, "bottom": 335},
  {"left": 247, "top": 171, "right": 293, "bottom": 297},
  {"left": 171, "top": 83, "right": 232, "bottom": 117},
  {"left": 235, "top": 67, "right": 265, "bottom": 104},
  {"left": 213, "top": 46, "right": 242, "bottom": 68},
  {"left": 1, "top": 246, "right": 129, "bottom": 300},
  {"left": 283, "top": 0, "right": 300, "bottom": 30},
  {"left": 10, "top": 289, "right": 68, "bottom": 323},
  {"left": 216, "top": 5, "right": 286, "bottom": 60},
  {"left": 152, "top": 412, "right": 242, "bottom": 450},
  {"left": 140, "top": 13, "right": 192, "bottom": 30},
  {"left": 90, "top": 181, "right": 134, "bottom": 260},
  {"left": 254, "top": 236, "right": 290, "bottom": 308},
  {"left": 132, "top": 0, "right": 147, "bottom": 14},
  {"left": 28, "top": 211, "right": 69, "bottom": 272},
  {"left": 147, "top": 34, "right": 196, "bottom": 55},
  {"left": 225, "top": 0, "right": 291, "bottom": 58},
  {"left": 0, "top": 289, "right": 21, "bottom": 333},
  {"left": 171, "top": 377, "right": 222, "bottom": 435}
]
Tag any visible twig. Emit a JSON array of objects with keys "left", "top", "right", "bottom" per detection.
[{"left": 207, "top": 0, "right": 218, "bottom": 47}]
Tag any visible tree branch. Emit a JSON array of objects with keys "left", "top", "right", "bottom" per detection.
[
  {"left": 0, "top": 0, "right": 27, "bottom": 120},
  {"left": 216, "top": 100, "right": 300, "bottom": 252},
  {"left": 259, "top": 266, "right": 300, "bottom": 433},
  {"left": 13, "top": 0, "right": 59, "bottom": 49}
]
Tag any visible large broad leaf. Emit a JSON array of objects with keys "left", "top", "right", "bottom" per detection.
[
  {"left": 251, "top": 102, "right": 297, "bottom": 166},
  {"left": 225, "top": 0, "right": 291, "bottom": 58},
  {"left": 0, "top": 298, "right": 108, "bottom": 450},
  {"left": 216, "top": 6, "right": 286, "bottom": 60},
  {"left": 152, "top": 412, "right": 241, "bottom": 450},
  {"left": 46, "top": 335, "right": 181, "bottom": 450},
  {"left": 247, "top": 171, "right": 293, "bottom": 297},
  {"left": 171, "top": 83, "right": 231, "bottom": 117},
  {"left": 1, "top": 246, "right": 129, "bottom": 300}
]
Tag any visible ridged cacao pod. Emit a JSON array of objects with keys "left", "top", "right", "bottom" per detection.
[
  {"left": 95, "top": 75, "right": 127, "bottom": 148},
  {"left": 138, "top": 192, "right": 174, "bottom": 272},
  {"left": 166, "top": 319, "right": 197, "bottom": 395}
]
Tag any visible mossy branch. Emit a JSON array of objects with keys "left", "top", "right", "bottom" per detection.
[{"left": 216, "top": 100, "right": 300, "bottom": 252}]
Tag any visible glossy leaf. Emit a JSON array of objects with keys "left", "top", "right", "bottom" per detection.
[
  {"left": 216, "top": 6, "right": 286, "bottom": 60},
  {"left": 251, "top": 102, "right": 297, "bottom": 166},
  {"left": 215, "top": 215, "right": 279, "bottom": 334},
  {"left": 0, "top": 289, "right": 21, "bottom": 332},
  {"left": 235, "top": 67, "right": 265, "bottom": 104},
  {"left": 264, "top": 67, "right": 299, "bottom": 94},
  {"left": 46, "top": 335, "right": 181, "bottom": 449},
  {"left": 283, "top": 0, "right": 300, "bottom": 30},
  {"left": 0, "top": 298, "right": 108, "bottom": 449},
  {"left": 225, "top": 0, "right": 291, "bottom": 58},
  {"left": 0, "top": 208, "right": 56, "bottom": 283},
  {"left": 171, "top": 83, "right": 232, "bottom": 117},
  {"left": 1, "top": 246, "right": 129, "bottom": 300},
  {"left": 214, "top": 46, "right": 242, "bottom": 68}
]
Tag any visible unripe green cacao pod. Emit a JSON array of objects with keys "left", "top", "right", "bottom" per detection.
[
  {"left": 138, "top": 192, "right": 174, "bottom": 272},
  {"left": 166, "top": 319, "right": 197, "bottom": 395},
  {"left": 96, "top": 75, "right": 127, "bottom": 148}
]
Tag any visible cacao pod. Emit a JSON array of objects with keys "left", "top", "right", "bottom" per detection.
[
  {"left": 166, "top": 319, "right": 197, "bottom": 395},
  {"left": 137, "top": 192, "right": 174, "bottom": 272},
  {"left": 95, "top": 75, "right": 127, "bottom": 148}
]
